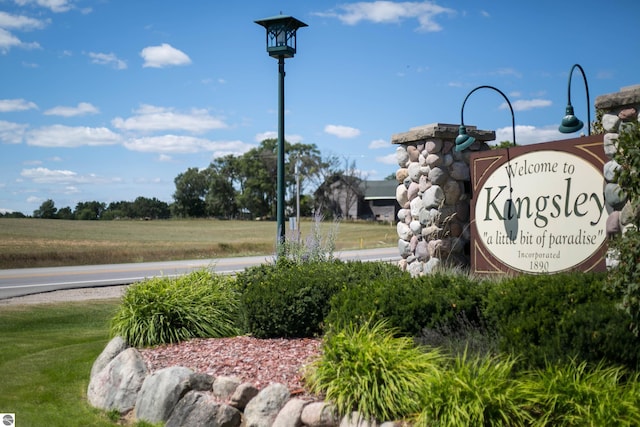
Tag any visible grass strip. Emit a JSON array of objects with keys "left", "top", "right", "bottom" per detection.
[{"left": 0, "top": 300, "right": 122, "bottom": 427}]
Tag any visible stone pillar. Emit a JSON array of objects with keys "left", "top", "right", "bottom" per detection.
[
  {"left": 390, "top": 123, "right": 495, "bottom": 276},
  {"left": 595, "top": 85, "right": 640, "bottom": 249}
]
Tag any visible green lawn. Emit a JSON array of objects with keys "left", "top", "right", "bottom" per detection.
[{"left": 0, "top": 300, "right": 123, "bottom": 427}]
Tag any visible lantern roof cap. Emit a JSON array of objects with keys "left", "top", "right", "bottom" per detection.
[{"left": 255, "top": 15, "right": 308, "bottom": 30}]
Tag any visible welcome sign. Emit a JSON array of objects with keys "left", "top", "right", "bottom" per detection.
[{"left": 470, "top": 135, "right": 607, "bottom": 275}]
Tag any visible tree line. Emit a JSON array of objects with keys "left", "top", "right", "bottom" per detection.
[{"left": 5, "top": 139, "right": 367, "bottom": 220}]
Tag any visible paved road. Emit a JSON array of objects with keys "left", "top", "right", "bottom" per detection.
[{"left": 0, "top": 247, "right": 399, "bottom": 300}]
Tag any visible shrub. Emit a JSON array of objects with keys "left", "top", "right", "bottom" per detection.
[
  {"left": 110, "top": 269, "right": 240, "bottom": 347},
  {"left": 524, "top": 360, "right": 640, "bottom": 426},
  {"left": 607, "top": 119, "right": 640, "bottom": 334},
  {"left": 326, "top": 271, "right": 487, "bottom": 337},
  {"left": 304, "top": 319, "right": 444, "bottom": 422},
  {"left": 237, "top": 260, "right": 405, "bottom": 338},
  {"left": 485, "top": 272, "right": 640, "bottom": 369},
  {"left": 415, "top": 352, "right": 530, "bottom": 427}
]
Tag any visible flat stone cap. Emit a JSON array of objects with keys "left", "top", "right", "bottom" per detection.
[
  {"left": 391, "top": 122, "right": 496, "bottom": 145},
  {"left": 595, "top": 85, "right": 640, "bottom": 110}
]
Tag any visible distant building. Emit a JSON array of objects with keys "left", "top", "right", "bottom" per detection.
[{"left": 315, "top": 176, "right": 398, "bottom": 222}]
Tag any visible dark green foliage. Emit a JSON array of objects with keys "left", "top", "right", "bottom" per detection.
[
  {"left": 326, "top": 271, "right": 487, "bottom": 337},
  {"left": 236, "top": 260, "right": 405, "bottom": 338},
  {"left": 111, "top": 269, "right": 240, "bottom": 347},
  {"left": 607, "top": 119, "right": 640, "bottom": 334},
  {"left": 485, "top": 272, "right": 640, "bottom": 369}
]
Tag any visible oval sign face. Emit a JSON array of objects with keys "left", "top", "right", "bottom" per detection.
[{"left": 474, "top": 150, "right": 607, "bottom": 274}]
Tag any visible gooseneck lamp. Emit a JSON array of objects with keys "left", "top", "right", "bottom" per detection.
[
  {"left": 455, "top": 85, "right": 516, "bottom": 152},
  {"left": 255, "top": 15, "right": 307, "bottom": 247},
  {"left": 559, "top": 63, "right": 591, "bottom": 135}
]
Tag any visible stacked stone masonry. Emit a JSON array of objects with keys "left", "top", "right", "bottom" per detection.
[
  {"left": 595, "top": 85, "right": 640, "bottom": 257},
  {"left": 88, "top": 336, "right": 399, "bottom": 427},
  {"left": 390, "top": 123, "right": 495, "bottom": 276}
]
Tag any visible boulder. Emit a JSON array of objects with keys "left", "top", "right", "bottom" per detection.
[
  {"left": 339, "top": 411, "right": 378, "bottom": 427},
  {"left": 165, "top": 391, "right": 241, "bottom": 427},
  {"left": 301, "top": 401, "right": 340, "bottom": 427},
  {"left": 87, "top": 347, "right": 148, "bottom": 414},
  {"left": 229, "top": 382, "right": 259, "bottom": 411},
  {"left": 212, "top": 376, "right": 242, "bottom": 401},
  {"left": 90, "top": 336, "right": 128, "bottom": 380},
  {"left": 189, "top": 372, "right": 215, "bottom": 391},
  {"left": 273, "top": 398, "right": 308, "bottom": 427},
  {"left": 603, "top": 133, "right": 619, "bottom": 159},
  {"left": 243, "top": 383, "right": 290, "bottom": 427},
  {"left": 135, "top": 366, "right": 194, "bottom": 424}
]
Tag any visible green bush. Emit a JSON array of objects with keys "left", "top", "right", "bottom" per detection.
[
  {"left": 326, "top": 271, "right": 488, "bottom": 337},
  {"left": 485, "top": 272, "right": 640, "bottom": 369},
  {"left": 110, "top": 269, "right": 240, "bottom": 347},
  {"left": 416, "top": 352, "right": 530, "bottom": 427},
  {"left": 304, "top": 319, "right": 444, "bottom": 422},
  {"left": 524, "top": 360, "right": 640, "bottom": 426},
  {"left": 237, "top": 259, "right": 405, "bottom": 338}
]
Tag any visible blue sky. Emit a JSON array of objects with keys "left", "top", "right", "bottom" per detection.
[{"left": 1, "top": 0, "right": 638, "bottom": 215}]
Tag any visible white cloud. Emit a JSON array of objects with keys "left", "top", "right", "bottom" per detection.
[
  {"left": 254, "top": 131, "right": 304, "bottom": 144},
  {"left": 25, "top": 125, "right": 122, "bottom": 147},
  {"left": 157, "top": 154, "right": 173, "bottom": 162},
  {"left": 316, "top": 1, "right": 455, "bottom": 32},
  {"left": 123, "top": 135, "right": 254, "bottom": 155},
  {"left": 14, "top": 0, "right": 73, "bottom": 13},
  {"left": 113, "top": 105, "right": 227, "bottom": 133},
  {"left": 324, "top": 124, "right": 361, "bottom": 138},
  {"left": 368, "top": 138, "right": 389, "bottom": 149},
  {"left": 44, "top": 102, "right": 99, "bottom": 117},
  {"left": 140, "top": 43, "right": 191, "bottom": 68},
  {"left": 0, "top": 120, "right": 28, "bottom": 144},
  {"left": 0, "top": 11, "right": 48, "bottom": 30},
  {"left": 501, "top": 99, "right": 552, "bottom": 111},
  {"left": 88, "top": 52, "right": 127, "bottom": 70},
  {"left": 0, "top": 98, "right": 38, "bottom": 112},
  {"left": 21, "top": 167, "right": 78, "bottom": 183},
  {"left": 495, "top": 124, "right": 574, "bottom": 146}
]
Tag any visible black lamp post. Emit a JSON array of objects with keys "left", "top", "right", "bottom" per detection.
[
  {"left": 559, "top": 63, "right": 591, "bottom": 135},
  {"left": 255, "top": 15, "right": 307, "bottom": 247},
  {"left": 455, "top": 85, "right": 516, "bottom": 151}
]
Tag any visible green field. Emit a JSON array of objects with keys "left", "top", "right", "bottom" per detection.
[{"left": 0, "top": 218, "right": 397, "bottom": 269}]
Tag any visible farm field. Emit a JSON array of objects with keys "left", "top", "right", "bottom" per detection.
[{"left": 0, "top": 218, "right": 397, "bottom": 269}]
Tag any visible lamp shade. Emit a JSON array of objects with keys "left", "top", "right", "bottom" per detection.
[
  {"left": 559, "top": 104, "right": 584, "bottom": 134},
  {"left": 455, "top": 125, "right": 476, "bottom": 152}
]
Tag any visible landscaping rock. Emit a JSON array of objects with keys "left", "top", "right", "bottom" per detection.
[
  {"left": 243, "top": 383, "right": 290, "bottom": 427},
  {"left": 301, "top": 401, "right": 340, "bottom": 427},
  {"left": 90, "top": 336, "right": 129, "bottom": 380},
  {"left": 213, "top": 375, "right": 242, "bottom": 401},
  {"left": 190, "top": 372, "right": 215, "bottom": 391},
  {"left": 135, "top": 366, "right": 193, "bottom": 424},
  {"left": 165, "top": 390, "right": 241, "bottom": 427},
  {"left": 340, "top": 411, "right": 378, "bottom": 427},
  {"left": 272, "top": 397, "right": 308, "bottom": 427},
  {"left": 229, "top": 382, "right": 260, "bottom": 410},
  {"left": 87, "top": 347, "right": 148, "bottom": 414}
]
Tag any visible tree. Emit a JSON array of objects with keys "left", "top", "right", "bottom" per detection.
[
  {"left": 33, "top": 199, "right": 57, "bottom": 219},
  {"left": 57, "top": 206, "right": 74, "bottom": 220},
  {"left": 205, "top": 157, "right": 238, "bottom": 218},
  {"left": 172, "top": 167, "right": 208, "bottom": 218},
  {"left": 74, "top": 201, "right": 106, "bottom": 220}
]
